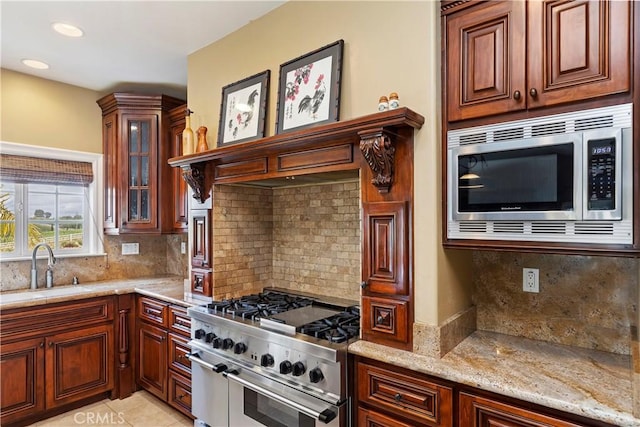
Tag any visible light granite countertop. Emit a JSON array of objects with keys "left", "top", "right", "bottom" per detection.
[
  {"left": 349, "top": 332, "right": 637, "bottom": 426},
  {"left": 0, "top": 276, "right": 204, "bottom": 310}
]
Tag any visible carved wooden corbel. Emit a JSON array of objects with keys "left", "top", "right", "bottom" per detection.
[
  {"left": 181, "top": 163, "right": 211, "bottom": 203},
  {"left": 359, "top": 128, "right": 395, "bottom": 193}
]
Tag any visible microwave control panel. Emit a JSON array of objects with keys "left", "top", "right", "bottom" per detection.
[{"left": 587, "top": 138, "right": 616, "bottom": 211}]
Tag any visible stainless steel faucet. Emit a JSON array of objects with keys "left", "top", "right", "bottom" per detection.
[{"left": 31, "top": 243, "right": 56, "bottom": 289}]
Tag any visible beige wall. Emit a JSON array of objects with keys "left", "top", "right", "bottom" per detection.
[
  {"left": 1, "top": 69, "right": 103, "bottom": 153},
  {"left": 188, "top": 0, "right": 473, "bottom": 326}
]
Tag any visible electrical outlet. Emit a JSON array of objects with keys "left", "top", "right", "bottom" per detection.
[
  {"left": 522, "top": 268, "right": 539, "bottom": 293},
  {"left": 181, "top": 242, "right": 187, "bottom": 254},
  {"left": 121, "top": 243, "right": 139, "bottom": 255}
]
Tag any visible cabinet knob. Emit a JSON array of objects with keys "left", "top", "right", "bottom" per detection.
[
  {"left": 360, "top": 281, "right": 368, "bottom": 289},
  {"left": 529, "top": 88, "right": 538, "bottom": 98},
  {"left": 394, "top": 393, "right": 403, "bottom": 402},
  {"left": 39, "top": 341, "right": 45, "bottom": 348},
  {"left": 513, "top": 90, "right": 521, "bottom": 100},
  {"left": 48, "top": 341, "right": 54, "bottom": 347}
]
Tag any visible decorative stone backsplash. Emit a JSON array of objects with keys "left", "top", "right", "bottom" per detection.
[
  {"left": 1, "top": 234, "right": 188, "bottom": 291},
  {"left": 211, "top": 184, "right": 274, "bottom": 299},
  {"left": 473, "top": 251, "right": 638, "bottom": 355},
  {"left": 272, "top": 181, "right": 361, "bottom": 301},
  {"left": 211, "top": 180, "right": 361, "bottom": 301}
]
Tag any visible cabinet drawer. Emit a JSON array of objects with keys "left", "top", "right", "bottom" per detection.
[
  {"left": 459, "top": 392, "right": 582, "bottom": 427},
  {"left": 138, "top": 297, "right": 168, "bottom": 327},
  {"left": 169, "top": 333, "right": 191, "bottom": 376},
  {"left": 169, "top": 306, "right": 191, "bottom": 337},
  {"left": 168, "top": 370, "right": 192, "bottom": 419},
  {"left": 0, "top": 297, "right": 114, "bottom": 342},
  {"left": 358, "top": 407, "right": 414, "bottom": 427},
  {"left": 357, "top": 362, "right": 453, "bottom": 426}
]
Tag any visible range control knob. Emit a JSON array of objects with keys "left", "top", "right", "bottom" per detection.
[
  {"left": 234, "top": 342, "right": 247, "bottom": 354},
  {"left": 292, "top": 361, "right": 306, "bottom": 377},
  {"left": 212, "top": 338, "right": 223, "bottom": 349},
  {"left": 205, "top": 332, "right": 216, "bottom": 343},
  {"left": 279, "top": 360, "right": 292, "bottom": 375},
  {"left": 222, "top": 338, "right": 234, "bottom": 350},
  {"left": 309, "top": 367, "right": 324, "bottom": 383},
  {"left": 260, "top": 354, "right": 274, "bottom": 367},
  {"left": 194, "top": 329, "right": 206, "bottom": 339}
]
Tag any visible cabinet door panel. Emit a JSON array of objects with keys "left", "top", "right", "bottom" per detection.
[
  {"left": 46, "top": 324, "right": 114, "bottom": 408},
  {"left": 446, "top": 1, "right": 526, "bottom": 121},
  {"left": 0, "top": 337, "right": 45, "bottom": 424},
  {"left": 527, "top": 0, "right": 630, "bottom": 108},
  {"left": 362, "top": 201, "right": 409, "bottom": 295},
  {"left": 120, "top": 113, "right": 159, "bottom": 232},
  {"left": 102, "top": 111, "right": 119, "bottom": 233},
  {"left": 137, "top": 322, "right": 168, "bottom": 400},
  {"left": 190, "top": 209, "right": 211, "bottom": 268}
]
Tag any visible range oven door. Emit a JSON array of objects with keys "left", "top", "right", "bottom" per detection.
[
  {"left": 187, "top": 349, "right": 229, "bottom": 427},
  {"left": 226, "top": 368, "right": 344, "bottom": 427}
]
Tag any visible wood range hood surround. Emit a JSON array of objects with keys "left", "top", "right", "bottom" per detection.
[
  {"left": 168, "top": 108, "right": 424, "bottom": 201},
  {"left": 169, "top": 107, "right": 424, "bottom": 350}
]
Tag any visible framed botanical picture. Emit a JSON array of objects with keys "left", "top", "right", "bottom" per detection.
[
  {"left": 275, "top": 40, "right": 344, "bottom": 134},
  {"left": 218, "top": 70, "right": 270, "bottom": 146}
]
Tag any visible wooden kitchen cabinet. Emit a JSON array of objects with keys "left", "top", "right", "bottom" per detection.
[
  {"left": 190, "top": 209, "right": 213, "bottom": 297},
  {"left": 168, "top": 104, "right": 189, "bottom": 232},
  {"left": 444, "top": 0, "right": 631, "bottom": 122},
  {"left": 362, "top": 201, "right": 409, "bottom": 296},
  {"left": 353, "top": 357, "right": 453, "bottom": 427},
  {"left": 136, "top": 296, "right": 193, "bottom": 418},
  {"left": 0, "top": 337, "right": 45, "bottom": 424},
  {"left": 137, "top": 322, "right": 168, "bottom": 400},
  {"left": 0, "top": 297, "right": 115, "bottom": 426},
  {"left": 97, "top": 93, "right": 185, "bottom": 234}
]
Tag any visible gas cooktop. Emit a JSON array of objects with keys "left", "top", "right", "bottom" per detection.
[{"left": 199, "top": 289, "right": 360, "bottom": 344}]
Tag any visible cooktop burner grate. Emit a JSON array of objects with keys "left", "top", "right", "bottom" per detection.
[{"left": 205, "top": 290, "right": 360, "bottom": 343}]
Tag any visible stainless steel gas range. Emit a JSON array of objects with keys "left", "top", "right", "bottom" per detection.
[{"left": 186, "top": 289, "right": 360, "bottom": 427}]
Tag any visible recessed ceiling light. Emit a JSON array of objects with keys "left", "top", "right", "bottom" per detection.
[
  {"left": 52, "top": 22, "right": 83, "bottom": 37},
  {"left": 22, "top": 59, "right": 49, "bottom": 70}
]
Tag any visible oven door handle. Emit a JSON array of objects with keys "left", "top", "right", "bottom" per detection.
[
  {"left": 225, "top": 371, "right": 337, "bottom": 424},
  {"left": 186, "top": 352, "right": 228, "bottom": 373}
]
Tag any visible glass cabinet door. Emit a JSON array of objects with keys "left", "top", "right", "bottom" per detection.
[{"left": 123, "top": 114, "right": 158, "bottom": 231}]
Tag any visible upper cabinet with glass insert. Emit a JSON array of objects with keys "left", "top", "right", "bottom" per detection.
[{"left": 97, "top": 93, "right": 185, "bottom": 234}]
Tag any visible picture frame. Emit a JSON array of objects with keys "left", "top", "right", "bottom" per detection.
[
  {"left": 217, "top": 70, "right": 270, "bottom": 146},
  {"left": 275, "top": 39, "right": 344, "bottom": 134}
]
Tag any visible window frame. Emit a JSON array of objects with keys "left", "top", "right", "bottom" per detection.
[{"left": 0, "top": 141, "right": 104, "bottom": 261}]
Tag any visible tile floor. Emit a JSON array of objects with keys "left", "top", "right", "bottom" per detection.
[{"left": 28, "top": 391, "right": 193, "bottom": 427}]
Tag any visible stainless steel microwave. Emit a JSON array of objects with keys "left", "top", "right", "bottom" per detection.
[{"left": 447, "top": 104, "right": 633, "bottom": 245}]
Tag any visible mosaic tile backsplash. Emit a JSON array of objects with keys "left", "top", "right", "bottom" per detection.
[{"left": 472, "top": 251, "right": 638, "bottom": 355}]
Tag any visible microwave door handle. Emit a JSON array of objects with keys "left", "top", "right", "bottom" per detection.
[{"left": 225, "top": 371, "right": 337, "bottom": 424}]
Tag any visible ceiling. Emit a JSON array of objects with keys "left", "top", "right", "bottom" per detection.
[{"left": 1, "top": 1, "right": 285, "bottom": 99}]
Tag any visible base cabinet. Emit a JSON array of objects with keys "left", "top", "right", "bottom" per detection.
[
  {"left": 0, "top": 297, "right": 115, "bottom": 426},
  {"left": 353, "top": 356, "right": 616, "bottom": 427},
  {"left": 0, "top": 337, "right": 45, "bottom": 424},
  {"left": 136, "top": 296, "right": 193, "bottom": 419}
]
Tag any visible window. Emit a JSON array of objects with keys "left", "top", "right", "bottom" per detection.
[{"left": 0, "top": 142, "right": 103, "bottom": 260}]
